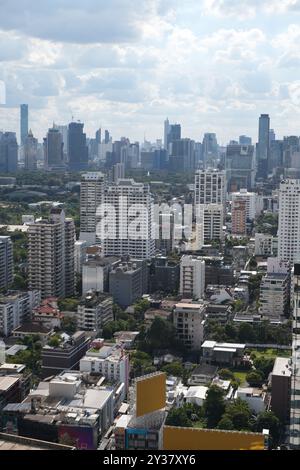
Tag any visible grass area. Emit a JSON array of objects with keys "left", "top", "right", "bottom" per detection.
[
  {"left": 249, "top": 348, "right": 291, "bottom": 359},
  {"left": 232, "top": 370, "right": 248, "bottom": 386},
  {"left": 192, "top": 420, "right": 206, "bottom": 429}
]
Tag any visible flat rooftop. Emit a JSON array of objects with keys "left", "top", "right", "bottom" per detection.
[{"left": 272, "top": 357, "right": 292, "bottom": 377}]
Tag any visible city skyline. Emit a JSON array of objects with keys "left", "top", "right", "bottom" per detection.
[{"left": 1, "top": 1, "right": 300, "bottom": 143}]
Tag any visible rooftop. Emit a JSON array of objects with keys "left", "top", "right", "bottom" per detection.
[{"left": 272, "top": 357, "right": 292, "bottom": 377}]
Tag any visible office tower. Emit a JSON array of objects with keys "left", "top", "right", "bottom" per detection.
[
  {"left": 43, "top": 127, "right": 65, "bottom": 170},
  {"left": 0, "top": 290, "right": 40, "bottom": 337},
  {"left": 194, "top": 142, "right": 203, "bottom": 168},
  {"left": 269, "top": 140, "right": 283, "bottom": 173},
  {"left": 164, "top": 118, "right": 170, "bottom": 151},
  {"left": 24, "top": 130, "right": 38, "bottom": 171},
  {"left": 202, "top": 133, "right": 218, "bottom": 169},
  {"left": 54, "top": 124, "right": 68, "bottom": 160},
  {"left": 173, "top": 302, "right": 205, "bottom": 350},
  {"left": 0, "top": 236, "right": 13, "bottom": 290},
  {"left": 259, "top": 258, "right": 290, "bottom": 322},
  {"left": 101, "top": 179, "right": 155, "bottom": 259},
  {"left": 165, "top": 122, "right": 181, "bottom": 156},
  {"left": 225, "top": 143, "right": 255, "bottom": 191},
  {"left": 80, "top": 172, "right": 106, "bottom": 245},
  {"left": 239, "top": 135, "right": 252, "bottom": 145},
  {"left": 231, "top": 200, "right": 247, "bottom": 236},
  {"left": 28, "top": 208, "right": 75, "bottom": 299},
  {"left": 0, "top": 132, "right": 18, "bottom": 173},
  {"left": 68, "top": 122, "right": 88, "bottom": 171},
  {"left": 278, "top": 179, "right": 300, "bottom": 263},
  {"left": 202, "top": 204, "right": 224, "bottom": 242},
  {"left": 113, "top": 163, "right": 125, "bottom": 182},
  {"left": 180, "top": 255, "right": 205, "bottom": 299},
  {"left": 128, "top": 142, "right": 140, "bottom": 169},
  {"left": 105, "top": 130, "right": 110, "bottom": 144},
  {"left": 20, "top": 104, "right": 28, "bottom": 146},
  {"left": 231, "top": 188, "right": 261, "bottom": 220},
  {"left": 283, "top": 136, "right": 300, "bottom": 169},
  {"left": 269, "top": 129, "right": 276, "bottom": 143},
  {"left": 169, "top": 138, "right": 195, "bottom": 171},
  {"left": 256, "top": 114, "right": 270, "bottom": 180},
  {"left": 96, "top": 128, "right": 101, "bottom": 145},
  {"left": 194, "top": 169, "right": 226, "bottom": 206}
]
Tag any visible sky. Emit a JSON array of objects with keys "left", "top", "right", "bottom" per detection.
[{"left": 1, "top": 0, "right": 300, "bottom": 145}]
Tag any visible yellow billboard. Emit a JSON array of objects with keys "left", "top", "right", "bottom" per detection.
[
  {"left": 136, "top": 372, "right": 166, "bottom": 417},
  {"left": 163, "top": 426, "right": 265, "bottom": 450}
]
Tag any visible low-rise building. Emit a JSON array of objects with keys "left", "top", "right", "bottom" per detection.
[
  {"left": 185, "top": 386, "right": 208, "bottom": 407},
  {"left": 0, "top": 363, "right": 31, "bottom": 412},
  {"left": 12, "top": 322, "right": 53, "bottom": 345},
  {"left": 33, "top": 297, "right": 62, "bottom": 328},
  {"left": 201, "top": 341, "right": 246, "bottom": 367},
  {"left": 80, "top": 343, "right": 130, "bottom": 400},
  {"left": 41, "top": 331, "right": 91, "bottom": 378},
  {"left": 187, "top": 364, "right": 218, "bottom": 386},
  {"left": 235, "top": 387, "right": 268, "bottom": 414},
  {"left": 109, "top": 259, "right": 148, "bottom": 308},
  {"left": 255, "top": 233, "right": 278, "bottom": 257},
  {"left": 205, "top": 304, "right": 232, "bottom": 324}
]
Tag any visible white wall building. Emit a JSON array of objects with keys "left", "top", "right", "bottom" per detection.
[
  {"left": 180, "top": 255, "right": 205, "bottom": 299},
  {"left": 80, "top": 172, "right": 105, "bottom": 245},
  {"left": 77, "top": 292, "right": 114, "bottom": 332},
  {"left": 0, "top": 290, "right": 41, "bottom": 336},
  {"left": 101, "top": 179, "right": 155, "bottom": 259},
  {"left": 194, "top": 169, "right": 226, "bottom": 206},
  {"left": 278, "top": 179, "right": 300, "bottom": 263},
  {"left": 173, "top": 302, "right": 205, "bottom": 350},
  {"left": 255, "top": 233, "right": 278, "bottom": 257}
]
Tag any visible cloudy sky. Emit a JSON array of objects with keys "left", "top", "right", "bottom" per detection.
[{"left": 1, "top": 0, "right": 300, "bottom": 145}]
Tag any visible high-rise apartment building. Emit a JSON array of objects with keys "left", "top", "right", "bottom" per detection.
[
  {"left": 179, "top": 255, "right": 205, "bottom": 300},
  {"left": 28, "top": 208, "right": 75, "bottom": 299},
  {"left": 202, "top": 204, "right": 224, "bottom": 242},
  {"left": 44, "top": 127, "right": 65, "bottom": 170},
  {"left": 80, "top": 172, "right": 106, "bottom": 244},
  {"left": 194, "top": 169, "right": 226, "bottom": 206},
  {"left": 20, "top": 104, "right": 28, "bottom": 146},
  {"left": 169, "top": 138, "right": 195, "bottom": 172},
  {"left": 231, "top": 188, "right": 261, "bottom": 221},
  {"left": 231, "top": 200, "right": 247, "bottom": 236},
  {"left": 0, "top": 132, "right": 18, "bottom": 173},
  {"left": 256, "top": 114, "right": 270, "bottom": 180},
  {"left": 101, "top": 179, "right": 155, "bottom": 259},
  {"left": 68, "top": 122, "right": 88, "bottom": 171},
  {"left": 53, "top": 124, "right": 68, "bottom": 161},
  {"left": 173, "top": 302, "right": 205, "bottom": 351},
  {"left": 24, "top": 130, "right": 38, "bottom": 171},
  {"left": 278, "top": 179, "right": 300, "bottom": 263},
  {"left": 0, "top": 236, "right": 13, "bottom": 291},
  {"left": 77, "top": 291, "right": 113, "bottom": 331},
  {"left": 259, "top": 258, "right": 290, "bottom": 321}
]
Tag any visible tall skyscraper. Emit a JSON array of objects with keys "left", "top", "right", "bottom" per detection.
[
  {"left": 80, "top": 172, "right": 106, "bottom": 245},
  {"left": 44, "top": 127, "right": 65, "bottom": 170},
  {"left": 54, "top": 124, "right": 68, "bottom": 161},
  {"left": 28, "top": 208, "right": 75, "bottom": 299},
  {"left": 278, "top": 179, "right": 300, "bottom": 263},
  {"left": 164, "top": 118, "right": 170, "bottom": 152},
  {"left": 202, "top": 133, "right": 218, "bottom": 169},
  {"left": 20, "top": 104, "right": 28, "bottom": 146},
  {"left": 0, "top": 132, "right": 18, "bottom": 173},
  {"left": 24, "top": 129, "right": 38, "bottom": 171},
  {"left": 0, "top": 236, "right": 13, "bottom": 291},
  {"left": 68, "top": 122, "right": 88, "bottom": 171},
  {"left": 256, "top": 114, "right": 270, "bottom": 180},
  {"left": 225, "top": 143, "right": 255, "bottom": 191},
  {"left": 101, "top": 179, "right": 155, "bottom": 259},
  {"left": 105, "top": 130, "right": 110, "bottom": 144}
]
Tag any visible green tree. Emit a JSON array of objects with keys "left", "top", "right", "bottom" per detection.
[
  {"left": 217, "top": 416, "right": 234, "bottom": 430},
  {"left": 145, "top": 317, "right": 177, "bottom": 352},
  {"left": 246, "top": 370, "right": 264, "bottom": 387},
  {"left": 238, "top": 322, "right": 255, "bottom": 342},
  {"left": 253, "top": 356, "right": 275, "bottom": 380},
  {"left": 255, "top": 411, "right": 281, "bottom": 448},
  {"left": 224, "top": 398, "right": 252, "bottom": 431},
  {"left": 218, "top": 369, "right": 235, "bottom": 381},
  {"left": 204, "top": 385, "right": 226, "bottom": 429},
  {"left": 61, "top": 316, "right": 77, "bottom": 335},
  {"left": 162, "top": 362, "right": 184, "bottom": 377},
  {"left": 165, "top": 407, "right": 192, "bottom": 428}
]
